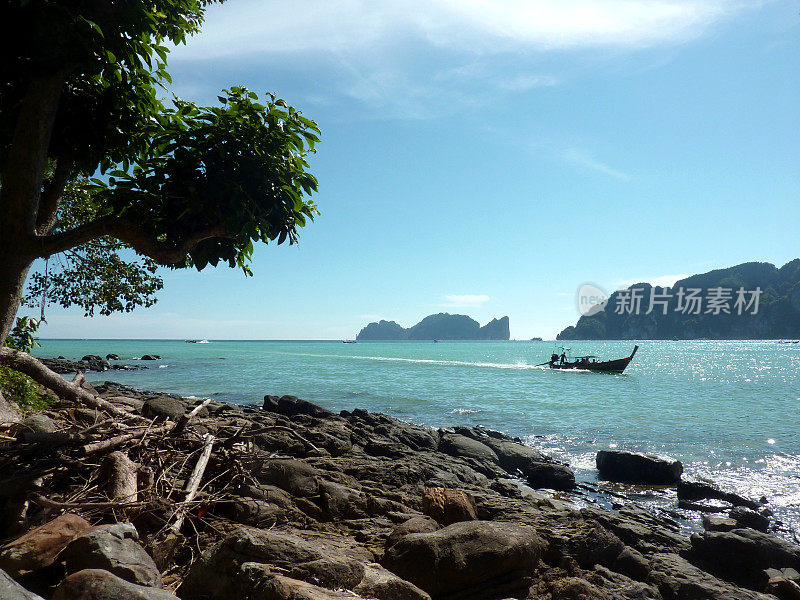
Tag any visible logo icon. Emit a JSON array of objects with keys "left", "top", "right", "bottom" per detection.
[{"left": 577, "top": 283, "right": 609, "bottom": 317}]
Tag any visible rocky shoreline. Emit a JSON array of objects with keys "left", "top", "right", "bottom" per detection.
[{"left": 1, "top": 380, "right": 799, "bottom": 600}]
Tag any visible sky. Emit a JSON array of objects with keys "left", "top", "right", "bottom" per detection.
[{"left": 27, "top": 0, "right": 800, "bottom": 340}]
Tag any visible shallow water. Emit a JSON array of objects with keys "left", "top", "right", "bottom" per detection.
[{"left": 34, "top": 339, "right": 800, "bottom": 537}]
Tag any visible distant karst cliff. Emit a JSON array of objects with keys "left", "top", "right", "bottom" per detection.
[
  {"left": 558, "top": 260, "right": 800, "bottom": 340},
  {"left": 357, "top": 313, "right": 510, "bottom": 341}
]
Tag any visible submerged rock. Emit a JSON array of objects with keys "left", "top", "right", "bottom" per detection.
[
  {"left": 678, "top": 480, "right": 761, "bottom": 510},
  {"left": 596, "top": 450, "right": 683, "bottom": 485}
]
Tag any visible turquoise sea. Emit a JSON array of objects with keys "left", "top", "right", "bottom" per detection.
[{"left": 34, "top": 339, "right": 800, "bottom": 536}]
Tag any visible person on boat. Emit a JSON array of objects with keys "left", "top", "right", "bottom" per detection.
[
  {"left": 559, "top": 352, "right": 566, "bottom": 364},
  {"left": 550, "top": 353, "right": 559, "bottom": 365}
]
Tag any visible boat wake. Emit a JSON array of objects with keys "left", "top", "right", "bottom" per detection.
[{"left": 277, "top": 351, "right": 550, "bottom": 371}]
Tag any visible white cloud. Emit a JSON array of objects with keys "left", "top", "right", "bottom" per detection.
[
  {"left": 617, "top": 273, "right": 690, "bottom": 288},
  {"left": 563, "top": 149, "right": 631, "bottom": 181},
  {"left": 176, "top": 0, "right": 747, "bottom": 59},
  {"left": 441, "top": 294, "right": 492, "bottom": 308}
]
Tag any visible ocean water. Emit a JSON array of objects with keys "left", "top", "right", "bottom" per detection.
[{"left": 33, "top": 339, "right": 800, "bottom": 536}]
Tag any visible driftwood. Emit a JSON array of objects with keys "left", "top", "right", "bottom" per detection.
[
  {"left": 0, "top": 348, "right": 148, "bottom": 423},
  {"left": 102, "top": 451, "right": 139, "bottom": 502},
  {"left": 172, "top": 398, "right": 212, "bottom": 435},
  {"left": 170, "top": 433, "right": 215, "bottom": 534},
  {"left": 80, "top": 423, "right": 173, "bottom": 455}
]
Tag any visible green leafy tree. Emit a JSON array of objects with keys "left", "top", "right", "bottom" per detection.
[{"left": 0, "top": 0, "right": 320, "bottom": 348}]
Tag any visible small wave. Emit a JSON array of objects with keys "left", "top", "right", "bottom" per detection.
[
  {"left": 450, "top": 408, "right": 482, "bottom": 415},
  {"left": 197, "top": 340, "right": 210, "bottom": 344},
  {"left": 159, "top": 365, "right": 168, "bottom": 369}
]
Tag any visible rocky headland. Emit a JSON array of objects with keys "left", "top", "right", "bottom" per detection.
[
  {"left": 0, "top": 381, "right": 799, "bottom": 600},
  {"left": 357, "top": 314, "right": 510, "bottom": 341}
]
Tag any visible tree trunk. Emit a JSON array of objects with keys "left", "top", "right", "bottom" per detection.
[{"left": 0, "top": 257, "right": 33, "bottom": 345}]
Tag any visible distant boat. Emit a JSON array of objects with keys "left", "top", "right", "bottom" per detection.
[
  {"left": 342, "top": 340, "right": 357, "bottom": 344},
  {"left": 546, "top": 345, "right": 639, "bottom": 374},
  {"left": 185, "top": 340, "right": 198, "bottom": 343},
  {"left": 433, "top": 339, "right": 439, "bottom": 343}
]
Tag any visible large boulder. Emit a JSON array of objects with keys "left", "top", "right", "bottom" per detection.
[
  {"left": 596, "top": 450, "right": 682, "bottom": 485},
  {"left": 17, "top": 415, "right": 56, "bottom": 434},
  {"left": 544, "top": 520, "right": 624, "bottom": 569},
  {"left": 525, "top": 462, "right": 576, "bottom": 491},
  {"left": 0, "top": 568, "right": 45, "bottom": 600},
  {"left": 142, "top": 396, "right": 185, "bottom": 421},
  {"left": 386, "top": 516, "right": 439, "bottom": 550},
  {"left": 59, "top": 523, "right": 161, "bottom": 588},
  {"left": 257, "top": 459, "right": 320, "bottom": 497},
  {"left": 438, "top": 433, "right": 498, "bottom": 465},
  {"left": 0, "top": 514, "right": 92, "bottom": 578},
  {"left": 648, "top": 553, "right": 774, "bottom": 600},
  {"left": 690, "top": 528, "right": 800, "bottom": 588},
  {"left": 381, "top": 520, "right": 543, "bottom": 599},
  {"left": 421, "top": 488, "right": 477, "bottom": 526},
  {"left": 728, "top": 507, "right": 770, "bottom": 533},
  {"left": 52, "top": 569, "right": 179, "bottom": 600}
]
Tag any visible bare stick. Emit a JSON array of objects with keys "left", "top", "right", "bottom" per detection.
[
  {"left": 170, "top": 433, "right": 215, "bottom": 534},
  {"left": 172, "top": 398, "right": 212, "bottom": 435},
  {"left": 80, "top": 424, "right": 172, "bottom": 455}
]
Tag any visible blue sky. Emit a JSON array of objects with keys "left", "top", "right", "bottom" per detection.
[{"left": 31, "top": 0, "right": 800, "bottom": 339}]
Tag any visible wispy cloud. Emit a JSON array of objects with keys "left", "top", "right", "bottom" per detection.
[
  {"left": 563, "top": 149, "right": 632, "bottom": 181},
  {"left": 617, "top": 273, "right": 690, "bottom": 288},
  {"left": 441, "top": 294, "right": 492, "bottom": 308}
]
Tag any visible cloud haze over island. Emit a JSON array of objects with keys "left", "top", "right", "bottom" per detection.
[{"left": 26, "top": 0, "right": 799, "bottom": 340}]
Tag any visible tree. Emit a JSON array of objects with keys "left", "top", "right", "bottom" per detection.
[{"left": 0, "top": 0, "right": 320, "bottom": 348}]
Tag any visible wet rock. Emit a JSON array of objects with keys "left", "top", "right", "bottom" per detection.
[
  {"left": 52, "top": 569, "right": 179, "bottom": 600},
  {"left": 141, "top": 396, "right": 185, "bottom": 421},
  {"left": 678, "top": 480, "right": 760, "bottom": 510},
  {"left": 525, "top": 462, "right": 576, "bottom": 491},
  {"left": 612, "top": 546, "right": 651, "bottom": 581},
  {"left": 382, "top": 520, "right": 543, "bottom": 599},
  {"left": 140, "top": 355, "right": 160, "bottom": 360},
  {"left": 386, "top": 516, "right": 439, "bottom": 550},
  {"left": 421, "top": 488, "right": 477, "bottom": 526},
  {"left": 17, "top": 415, "right": 56, "bottom": 434},
  {"left": 59, "top": 523, "right": 161, "bottom": 588},
  {"left": 0, "top": 513, "right": 91, "bottom": 578},
  {"left": 354, "top": 563, "right": 431, "bottom": 600},
  {"left": 263, "top": 395, "right": 336, "bottom": 419},
  {"left": 438, "top": 433, "right": 499, "bottom": 465},
  {"left": 729, "top": 507, "right": 770, "bottom": 533},
  {"left": 648, "top": 552, "right": 773, "bottom": 600},
  {"left": 690, "top": 528, "right": 800, "bottom": 589},
  {"left": 106, "top": 354, "right": 120, "bottom": 360},
  {"left": 702, "top": 515, "right": 739, "bottom": 532},
  {"left": 257, "top": 459, "right": 320, "bottom": 497},
  {"left": 596, "top": 450, "right": 682, "bottom": 485},
  {"left": 0, "top": 568, "right": 45, "bottom": 600}
]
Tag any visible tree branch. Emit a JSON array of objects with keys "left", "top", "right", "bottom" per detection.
[
  {"left": 36, "top": 157, "right": 75, "bottom": 235},
  {"left": 35, "top": 216, "right": 230, "bottom": 264}
]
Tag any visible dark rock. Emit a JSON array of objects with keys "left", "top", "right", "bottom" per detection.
[
  {"left": 421, "top": 488, "right": 477, "bottom": 526},
  {"left": 141, "top": 396, "right": 185, "bottom": 421},
  {"left": 354, "top": 563, "right": 431, "bottom": 600},
  {"left": 105, "top": 396, "right": 145, "bottom": 413},
  {"left": 525, "top": 462, "right": 576, "bottom": 490},
  {"left": 481, "top": 438, "right": 552, "bottom": 475},
  {"left": 319, "top": 480, "right": 367, "bottom": 520},
  {"left": 257, "top": 459, "right": 320, "bottom": 497},
  {"left": 690, "top": 528, "right": 800, "bottom": 588},
  {"left": 365, "top": 439, "right": 410, "bottom": 459},
  {"left": 381, "top": 520, "right": 543, "bottom": 599},
  {"left": 0, "top": 513, "right": 92, "bottom": 578},
  {"left": 82, "top": 355, "right": 102, "bottom": 362},
  {"left": 246, "top": 573, "right": 364, "bottom": 599},
  {"left": 702, "top": 515, "right": 739, "bottom": 532},
  {"left": 105, "top": 354, "right": 120, "bottom": 360},
  {"left": 288, "top": 557, "right": 365, "bottom": 590},
  {"left": 438, "top": 433, "right": 498, "bottom": 464},
  {"left": 59, "top": 523, "right": 162, "bottom": 588},
  {"left": 612, "top": 546, "right": 651, "bottom": 581},
  {"left": 648, "top": 552, "right": 773, "bottom": 600},
  {"left": 386, "top": 516, "right": 439, "bottom": 550},
  {"left": 764, "top": 577, "right": 800, "bottom": 600},
  {"left": 678, "top": 480, "right": 760, "bottom": 510},
  {"left": 729, "top": 507, "right": 770, "bottom": 532},
  {"left": 216, "top": 499, "right": 284, "bottom": 526},
  {"left": 262, "top": 395, "right": 335, "bottom": 419},
  {"left": 52, "top": 569, "right": 179, "bottom": 600},
  {"left": 545, "top": 520, "right": 624, "bottom": 569},
  {"left": 140, "top": 355, "right": 161, "bottom": 360},
  {"left": 596, "top": 450, "right": 682, "bottom": 485},
  {"left": 0, "top": 568, "right": 45, "bottom": 600}
]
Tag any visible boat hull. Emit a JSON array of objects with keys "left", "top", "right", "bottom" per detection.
[{"left": 549, "top": 345, "right": 638, "bottom": 374}]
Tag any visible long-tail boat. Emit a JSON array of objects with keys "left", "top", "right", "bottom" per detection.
[{"left": 547, "top": 345, "right": 638, "bottom": 374}]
